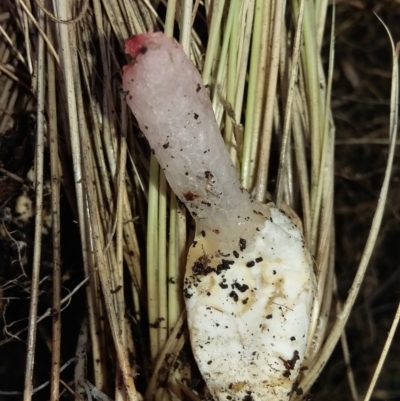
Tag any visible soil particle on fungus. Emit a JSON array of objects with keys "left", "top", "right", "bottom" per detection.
[
  {"left": 291, "top": 381, "right": 303, "bottom": 396},
  {"left": 229, "top": 291, "right": 239, "bottom": 302},
  {"left": 183, "top": 190, "right": 199, "bottom": 201},
  {"left": 279, "top": 350, "right": 300, "bottom": 374},
  {"left": 204, "top": 170, "right": 213, "bottom": 179},
  {"left": 233, "top": 282, "right": 249, "bottom": 293},
  {"left": 192, "top": 255, "right": 213, "bottom": 277},
  {"left": 239, "top": 237, "right": 246, "bottom": 251},
  {"left": 243, "top": 393, "right": 254, "bottom": 401},
  {"left": 216, "top": 259, "right": 234, "bottom": 275}
]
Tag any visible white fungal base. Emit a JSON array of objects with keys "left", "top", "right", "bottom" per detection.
[
  {"left": 185, "top": 206, "right": 313, "bottom": 401},
  {"left": 123, "top": 32, "right": 316, "bottom": 401}
]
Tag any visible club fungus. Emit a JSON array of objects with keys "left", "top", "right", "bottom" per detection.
[{"left": 123, "top": 32, "right": 316, "bottom": 401}]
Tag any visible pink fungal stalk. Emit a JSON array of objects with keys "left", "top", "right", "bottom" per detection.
[{"left": 123, "top": 32, "right": 316, "bottom": 401}]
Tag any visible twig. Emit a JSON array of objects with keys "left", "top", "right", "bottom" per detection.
[
  {"left": 254, "top": 0, "right": 286, "bottom": 202},
  {"left": 363, "top": 302, "right": 400, "bottom": 401},
  {"left": 47, "top": 14, "right": 62, "bottom": 401},
  {"left": 22, "top": 6, "right": 45, "bottom": 400}
]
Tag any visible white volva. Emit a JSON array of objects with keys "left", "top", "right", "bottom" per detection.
[{"left": 123, "top": 32, "right": 316, "bottom": 401}]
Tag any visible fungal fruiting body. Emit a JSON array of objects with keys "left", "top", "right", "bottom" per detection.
[{"left": 123, "top": 32, "right": 316, "bottom": 401}]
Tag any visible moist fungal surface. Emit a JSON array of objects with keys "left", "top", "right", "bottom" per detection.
[{"left": 123, "top": 32, "right": 316, "bottom": 401}]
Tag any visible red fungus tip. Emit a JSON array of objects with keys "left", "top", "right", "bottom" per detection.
[{"left": 125, "top": 32, "right": 162, "bottom": 59}]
